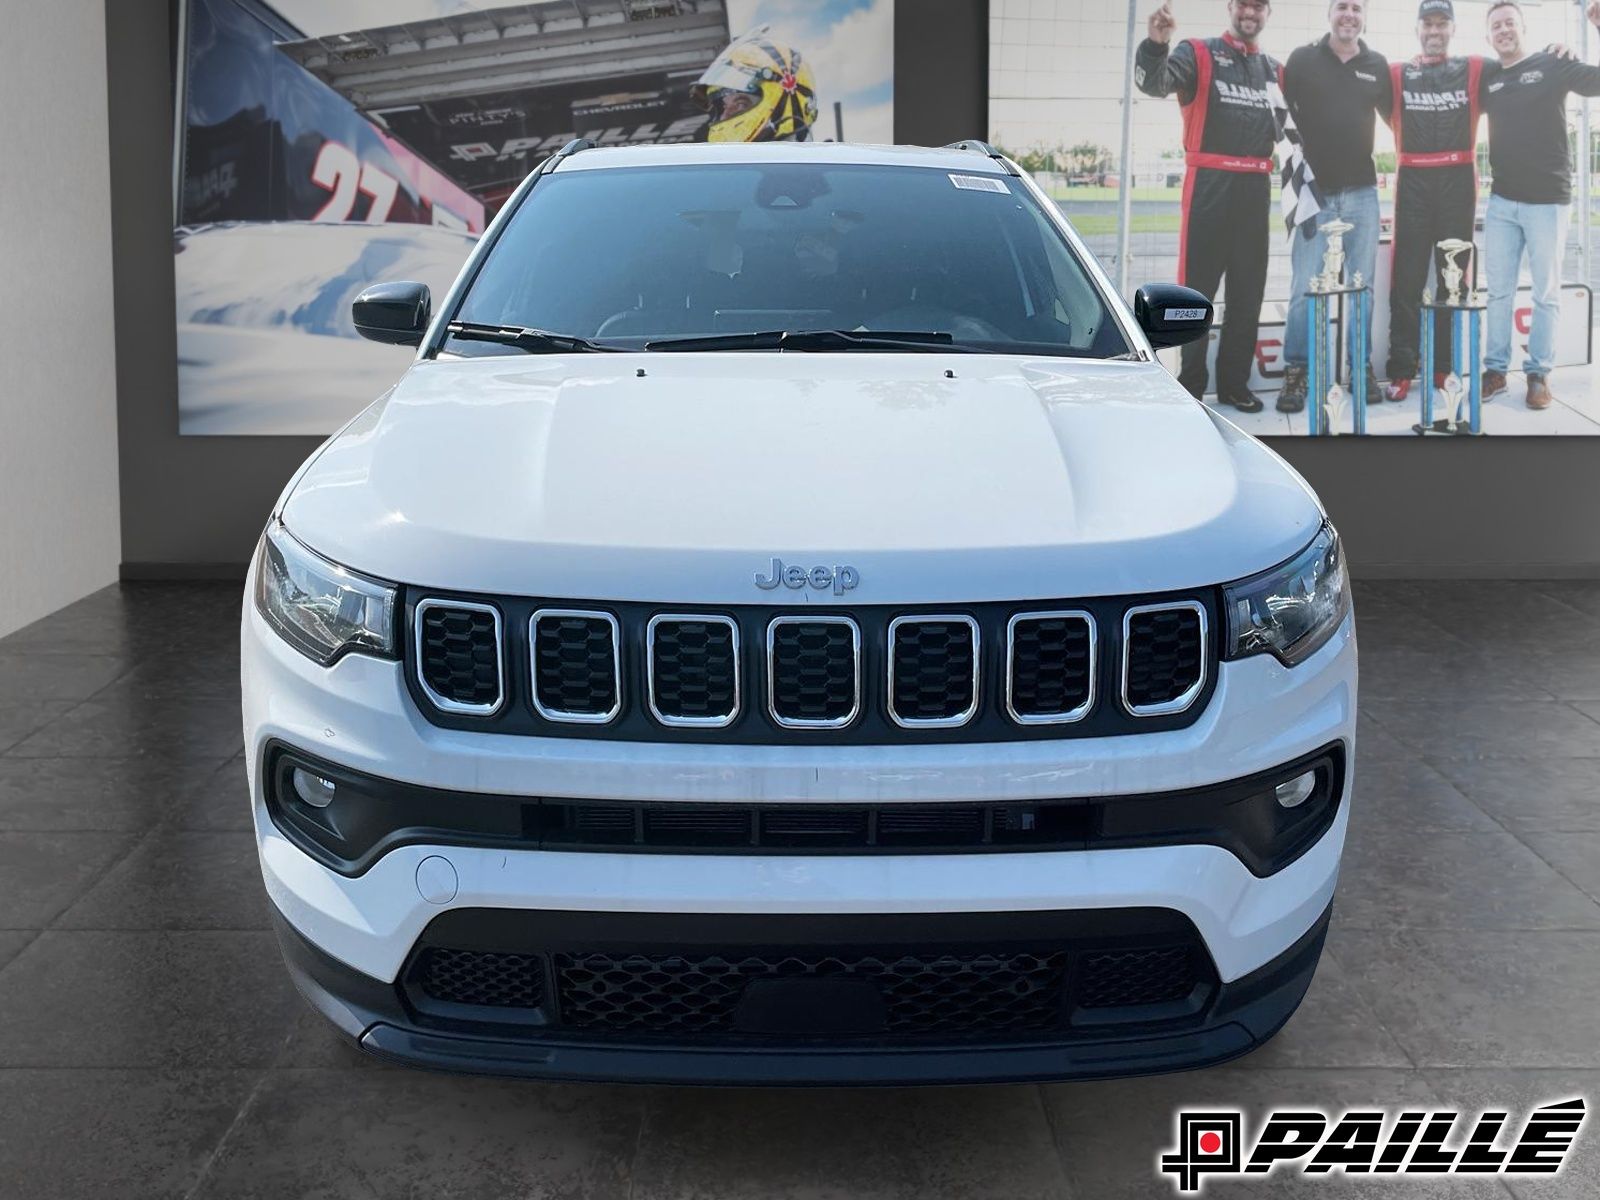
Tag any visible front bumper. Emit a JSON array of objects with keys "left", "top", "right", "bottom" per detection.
[
  {"left": 242, "top": 575, "right": 1355, "bottom": 1082},
  {"left": 274, "top": 901, "right": 1332, "bottom": 1085}
]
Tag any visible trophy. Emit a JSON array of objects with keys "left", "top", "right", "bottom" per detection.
[
  {"left": 1322, "top": 383, "right": 1348, "bottom": 437},
  {"left": 1310, "top": 219, "right": 1355, "bottom": 293},
  {"left": 1303, "top": 218, "right": 1370, "bottom": 434},
  {"left": 1438, "top": 238, "right": 1475, "bottom": 306},
  {"left": 1414, "top": 239, "right": 1486, "bottom": 436},
  {"left": 1431, "top": 373, "right": 1466, "bottom": 433}
]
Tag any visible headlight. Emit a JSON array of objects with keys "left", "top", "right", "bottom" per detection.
[
  {"left": 1223, "top": 523, "right": 1351, "bottom": 667},
  {"left": 254, "top": 521, "right": 397, "bottom": 665}
]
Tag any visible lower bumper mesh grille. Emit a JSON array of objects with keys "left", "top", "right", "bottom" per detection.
[
  {"left": 417, "top": 947, "right": 544, "bottom": 1009},
  {"left": 403, "top": 918, "right": 1215, "bottom": 1042},
  {"left": 554, "top": 948, "right": 1071, "bottom": 1035}
]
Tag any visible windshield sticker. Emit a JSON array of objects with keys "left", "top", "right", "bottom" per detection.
[{"left": 949, "top": 173, "right": 1010, "bottom": 194}]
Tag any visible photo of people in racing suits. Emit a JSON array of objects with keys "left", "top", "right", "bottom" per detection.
[
  {"left": 1136, "top": 0, "right": 1280, "bottom": 413},
  {"left": 1384, "top": 0, "right": 1484, "bottom": 404},
  {"left": 997, "top": 0, "right": 1600, "bottom": 435}
]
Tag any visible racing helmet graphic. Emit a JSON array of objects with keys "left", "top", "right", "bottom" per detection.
[{"left": 691, "top": 27, "right": 818, "bottom": 142}]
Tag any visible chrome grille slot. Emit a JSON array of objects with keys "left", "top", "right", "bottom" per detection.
[
  {"left": 766, "top": 616, "right": 861, "bottom": 729},
  {"left": 530, "top": 609, "right": 621, "bottom": 723},
  {"left": 1121, "top": 601, "right": 1207, "bottom": 716},
  {"left": 647, "top": 614, "right": 740, "bottom": 727},
  {"left": 1007, "top": 611, "right": 1096, "bottom": 724},
  {"left": 414, "top": 599, "right": 504, "bottom": 715},
  {"left": 887, "top": 615, "right": 979, "bottom": 728}
]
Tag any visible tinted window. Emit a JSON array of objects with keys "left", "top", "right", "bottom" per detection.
[{"left": 451, "top": 162, "right": 1129, "bottom": 357}]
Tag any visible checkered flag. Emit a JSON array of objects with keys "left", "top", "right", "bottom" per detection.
[{"left": 1271, "top": 79, "right": 1322, "bottom": 239}]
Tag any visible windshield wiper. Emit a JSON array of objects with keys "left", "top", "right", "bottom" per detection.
[
  {"left": 644, "top": 329, "right": 969, "bottom": 353},
  {"left": 446, "top": 321, "right": 628, "bottom": 353}
]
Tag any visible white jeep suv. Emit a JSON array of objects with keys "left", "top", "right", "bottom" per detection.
[{"left": 243, "top": 139, "right": 1355, "bottom": 1084}]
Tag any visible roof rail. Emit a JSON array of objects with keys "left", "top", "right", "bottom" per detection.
[
  {"left": 541, "top": 138, "right": 598, "bottom": 173},
  {"left": 943, "top": 139, "right": 1017, "bottom": 174}
]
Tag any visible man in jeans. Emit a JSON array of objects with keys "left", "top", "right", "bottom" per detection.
[
  {"left": 1480, "top": 0, "right": 1600, "bottom": 410},
  {"left": 1278, "top": 0, "right": 1390, "bottom": 414}
]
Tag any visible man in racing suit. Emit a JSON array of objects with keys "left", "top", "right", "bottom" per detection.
[
  {"left": 1137, "top": 0, "right": 1279, "bottom": 412},
  {"left": 1384, "top": 0, "right": 1483, "bottom": 402}
]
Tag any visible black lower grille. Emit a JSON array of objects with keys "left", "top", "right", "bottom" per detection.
[
  {"left": 417, "top": 604, "right": 502, "bottom": 710},
  {"left": 417, "top": 947, "right": 543, "bottom": 1008},
  {"left": 1077, "top": 945, "right": 1204, "bottom": 1009},
  {"left": 1124, "top": 604, "right": 1205, "bottom": 712},
  {"left": 554, "top": 949, "right": 1070, "bottom": 1035},
  {"left": 401, "top": 910, "right": 1218, "bottom": 1043}
]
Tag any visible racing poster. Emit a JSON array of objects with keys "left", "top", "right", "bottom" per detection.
[
  {"left": 173, "top": 0, "right": 894, "bottom": 435},
  {"left": 990, "top": 0, "right": 1600, "bottom": 437}
]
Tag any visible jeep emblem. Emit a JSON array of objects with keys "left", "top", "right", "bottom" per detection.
[{"left": 754, "top": 557, "right": 859, "bottom": 596}]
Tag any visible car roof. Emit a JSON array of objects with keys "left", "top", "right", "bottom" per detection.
[{"left": 551, "top": 141, "right": 1011, "bottom": 175}]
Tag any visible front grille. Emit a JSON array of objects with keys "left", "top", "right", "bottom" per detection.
[
  {"left": 1007, "top": 611, "right": 1095, "bottom": 723},
  {"left": 531, "top": 609, "right": 620, "bottom": 722},
  {"left": 416, "top": 947, "right": 543, "bottom": 1008},
  {"left": 403, "top": 590, "right": 1219, "bottom": 743},
  {"left": 553, "top": 949, "right": 1070, "bottom": 1035},
  {"left": 400, "top": 910, "right": 1219, "bottom": 1044},
  {"left": 888, "top": 616, "right": 979, "bottom": 727},
  {"left": 648, "top": 615, "right": 739, "bottom": 726},
  {"left": 415, "top": 601, "right": 503, "bottom": 714},
  {"left": 1122, "top": 602, "right": 1206, "bottom": 715},
  {"left": 767, "top": 617, "right": 860, "bottom": 728}
]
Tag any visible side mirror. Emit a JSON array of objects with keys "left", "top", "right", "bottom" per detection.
[
  {"left": 1133, "top": 283, "right": 1213, "bottom": 349},
  {"left": 352, "top": 281, "right": 432, "bottom": 346}
]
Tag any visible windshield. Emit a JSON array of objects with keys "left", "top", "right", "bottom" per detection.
[{"left": 448, "top": 162, "right": 1131, "bottom": 358}]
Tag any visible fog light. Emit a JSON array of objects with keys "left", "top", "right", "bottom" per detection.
[
  {"left": 1275, "top": 771, "right": 1317, "bottom": 809},
  {"left": 291, "top": 767, "right": 337, "bottom": 808}
]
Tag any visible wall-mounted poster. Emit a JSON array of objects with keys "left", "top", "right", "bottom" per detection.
[
  {"left": 174, "top": 0, "right": 894, "bottom": 435},
  {"left": 991, "top": 0, "right": 1600, "bottom": 437}
]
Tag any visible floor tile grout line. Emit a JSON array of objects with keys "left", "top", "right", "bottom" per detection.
[
  {"left": 1415, "top": 717, "right": 1600, "bottom": 916},
  {"left": 39, "top": 825, "right": 165, "bottom": 935},
  {"left": 0, "top": 751, "right": 247, "bottom": 763},
  {"left": 623, "top": 1087, "right": 653, "bottom": 1200},
  {"left": 1412, "top": 749, "right": 1562, "bottom": 850},
  {"left": 1524, "top": 582, "right": 1600, "bottom": 622},
  {"left": 1333, "top": 925, "right": 1600, "bottom": 933},
  {"left": 0, "top": 654, "right": 152, "bottom": 757},
  {"left": 0, "top": 929, "right": 44, "bottom": 983},
  {"left": 1319, "top": 937, "right": 1419, "bottom": 1071},
  {"left": 1485, "top": 836, "right": 1600, "bottom": 916},
  {"left": 180, "top": 1065, "right": 277, "bottom": 1200},
  {"left": 1030, "top": 1081, "right": 1080, "bottom": 1198},
  {"left": 5, "top": 927, "right": 274, "bottom": 934},
  {"left": 1560, "top": 697, "right": 1600, "bottom": 732},
  {"left": 154, "top": 757, "right": 252, "bottom": 835}
]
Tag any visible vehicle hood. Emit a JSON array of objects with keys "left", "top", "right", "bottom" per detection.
[{"left": 281, "top": 354, "right": 1324, "bottom": 603}]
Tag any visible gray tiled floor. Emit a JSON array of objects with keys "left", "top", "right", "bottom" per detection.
[{"left": 0, "top": 581, "right": 1597, "bottom": 1197}]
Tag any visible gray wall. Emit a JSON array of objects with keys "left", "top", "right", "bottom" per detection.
[
  {"left": 112, "top": 0, "right": 1600, "bottom": 578},
  {"left": 1, "top": 0, "right": 122, "bottom": 637}
]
